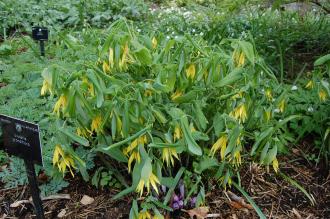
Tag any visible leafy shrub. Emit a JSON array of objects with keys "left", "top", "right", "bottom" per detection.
[{"left": 39, "top": 19, "right": 319, "bottom": 216}]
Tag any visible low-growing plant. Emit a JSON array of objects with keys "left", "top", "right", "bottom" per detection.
[{"left": 37, "top": 19, "right": 319, "bottom": 216}]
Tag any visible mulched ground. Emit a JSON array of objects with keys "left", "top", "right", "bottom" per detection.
[{"left": 1, "top": 141, "right": 329, "bottom": 219}]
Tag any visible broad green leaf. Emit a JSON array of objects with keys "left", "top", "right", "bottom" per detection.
[
  {"left": 134, "top": 47, "right": 152, "bottom": 65},
  {"left": 214, "top": 68, "right": 243, "bottom": 88},
  {"left": 238, "top": 41, "right": 255, "bottom": 64},
  {"left": 314, "top": 54, "right": 330, "bottom": 66},
  {"left": 181, "top": 117, "right": 202, "bottom": 156},
  {"left": 59, "top": 128, "right": 89, "bottom": 146},
  {"left": 224, "top": 125, "right": 241, "bottom": 157}
]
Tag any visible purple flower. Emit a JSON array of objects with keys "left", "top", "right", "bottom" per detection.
[
  {"left": 190, "top": 197, "right": 197, "bottom": 207},
  {"left": 172, "top": 202, "right": 180, "bottom": 210},
  {"left": 173, "top": 194, "right": 179, "bottom": 202}
]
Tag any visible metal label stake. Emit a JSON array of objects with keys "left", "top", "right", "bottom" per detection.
[
  {"left": 0, "top": 114, "right": 45, "bottom": 219},
  {"left": 32, "top": 27, "right": 48, "bottom": 57}
]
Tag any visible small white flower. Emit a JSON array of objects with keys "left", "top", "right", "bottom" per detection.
[
  {"left": 291, "top": 85, "right": 298, "bottom": 91},
  {"left": 174, "top": 35, "right": 178, "bottom": 39},
  {"left": 137, "top": 29, "right": 141, "bottom": 33},
  {"left": 192, "top": 29, "right": 196, "bottom": 33},
  {"left": 200, "top": 32, "right": 204, "bottom": 36},
  {"left": 308, "top": 107, "right": 314, "bottom": 112},
  {"left": 172, "top": 31, "right": 175, "bottom": 35},
  {"left": 279, "top": 119, "right": 283, "bottom": 122},
  {"left": 166, "top": 36, "right": 170, "bottom": 39},
  {"left": 274, "top": 109, "right": 280, "bottom": 113},
  {"left": 167, "top": 28, "right": 170, "bottom": 32}
]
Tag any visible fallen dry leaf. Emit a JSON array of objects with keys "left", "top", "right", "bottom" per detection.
[
  {"left": 292, "top": 208, "right": 302, "bottom": 219},
  {"left": 42, "top": 194, "right": 71, "bottom": 201},
  {"left": 10, "top": 200, "right": 31, "bottom": 208},
  {"left": 57, "top": 209, "right": 66, "bottom": 218},
  {"left": 227, "top": 191, "right": 253, "bottom": 210},
  {"left": 80, "top": 195, "right": 94, "bottom": 205},
  {"left": 182, "top": 207, "right": 209, "bottom": 219}
]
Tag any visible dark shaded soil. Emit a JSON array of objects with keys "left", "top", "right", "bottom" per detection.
[{"left": 1, "top": 141, "right": 329, "bottom": 219}]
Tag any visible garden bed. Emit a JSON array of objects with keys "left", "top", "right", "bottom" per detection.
[{"left": 1, "top": 141, "right": 329, "bottom": 218}]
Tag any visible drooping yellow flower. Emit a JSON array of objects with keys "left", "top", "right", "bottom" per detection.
[
  {"left": 272, "top": 158, "right": 279, "bottom": 173},
  {"left": 76, "top": 127, "right": 92, "bottom": 138},
  {"left": 265, "top": 89, "right": 272, "bottom": 101},
  {"left": 41, "top": 80, "right": 52, "bottom": 96},
  {"left": 136, "top": 172, "right": 160, "bottom": 197},
  {"left": 278, "top": 99, "right": 285, "bottom": 113},
  {"left": 230, "top": 104, "right": 247, "bottom": 123},
  {"left": 233, "top": 150, "right": 242, "bottom": 166},
  {"left": 123, "top": 135, "right": 147, "bottom": 172},
  {"left": 233, "top": 49, "right": 245, "bottom": 67},
  {"left": 152, "top": 37, "right": 157, "bottom": 49},
  {"left": 171, "top": 90, "right": 183, "bottom": 101},
  {"left": 210, "top": 135, "right": 228, "bottom": 159},
  {"left": 144, "top": 89, "right": 153, "bottom": 97},
  {"left": 264, "top": 110, "right": 271, "bottom": 122},
  {"left": 109, "top": 47, "right": 114, "bottom": 68},
  {"left": 305, "top": 80, "right": 314, "bottom": 89},
  {"left": 82, "top": 77, "right": 95, "bottom": 96},
  {"left": 173, "top": 125, "right": 182, "bottom": 141},
  {"left": 203, "top": 70, "right": 208, "bottom": 80},
  {"left": 232, "top": 91, "right": 244, "bottom": 100},
  {"left": 53, "top": 144, "right": 76, "bottom": 177},
  {"left": 91, "top": 115, "right": 102, "bottom": 133},
  {"left": 119, "top": 43, "right": 129, "bottom": 70},
  {"left": 162, "top": 147, "right": 179, "bottom": 166},
  {"left": 153, "top": 214, "right": 164, "bottom": 219},
  {"left": 138, "top": 210, "right": 152, "bottom": 219},
  {"left": 53, "top": 95, "right": 67, "bottom": 116},
  {"left": 238, "top": 52, "right": 245, "bottom": 67},
  {"left": 186, "top": 64, "right": 196, "bottom": 80},
  {"left": 127, "top": 151, "right": 141, "bottom": 173},
  {"left": 102, "top": 61, "right": 110, "bottom": 73},
  {"left": 319, "top": 89, "right": 327, "bottom": 102}
]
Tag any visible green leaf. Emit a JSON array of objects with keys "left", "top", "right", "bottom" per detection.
[
  {"left": 59, "top": 128, "right": 89, "bottom": 146},
  {"left": 224, "top": 125, "right": 241, "bottom": 157},
  {"left": 314, "top": 54, "right": 330, "bottom": 66},
  {"left": 238, "top": 41, "right": 255, "bottom": 64},
  {"left": 103, "top": 125, "right": 151, "bottom": 150},
  {"left": 213, "top": 113, "right": 225, "bottom": 136},
  {"left": 279, "top": 173, "right": 316, "bottom": 205},
  {"left": 163, "top": 167, "right": 185, "bottom": 205},
  {"left": 180, "top": 117, "right": 202, "bottom": 156},
  {"left": 141, "top": 158, "right": 152, "bottom": 182},
  {"left": 134, "top": 47, "right": 152, "bottom": 65},
  {"left": 129, "top": 200, "right": 139, "bottom": 219},
  {"left": 251, "top": 127, "right": 273, "bottom": 156},
  {"left": 94, "top": 146, "right": 128, "bottom": 163},
  {"left": 214, "top": 68, "right": 243, "bottom": 88},
  {"left": 194, "top": 102, "right": 208, "bottom": 131},
  {"left": 151, "top": 107, "right": 167, "bottom": 124},
  {"left": 194, "top": 156, "right": 218, "bottom": 174}
]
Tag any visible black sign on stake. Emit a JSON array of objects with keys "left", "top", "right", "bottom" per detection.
[
  {"left": 0, "top": 114, "right": 45, "bottom": 219},
  {"left": 32, "top": 27, "right": 48, "bottom": 57}
]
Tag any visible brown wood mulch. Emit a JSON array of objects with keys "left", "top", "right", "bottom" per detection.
[{"left": 1, "top": 142, "right": 329, "bottom": 219}]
